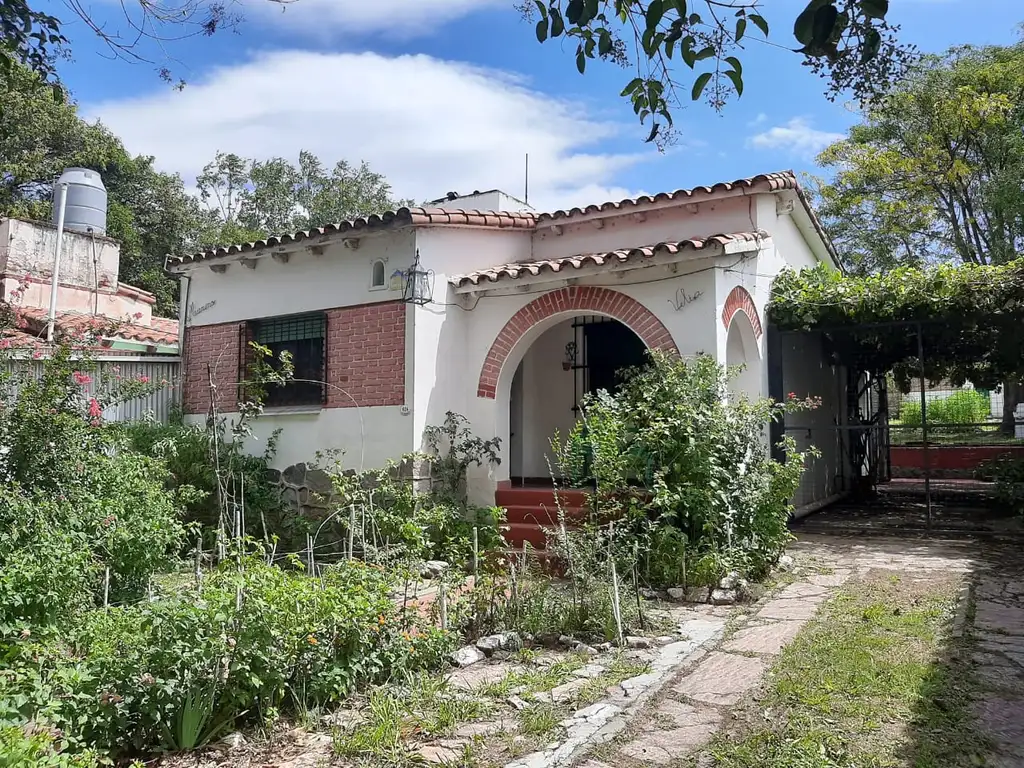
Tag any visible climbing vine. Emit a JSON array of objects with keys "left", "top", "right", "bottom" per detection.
[{"left": 768, "top": 262, "right": 1024, "bottom": 391}]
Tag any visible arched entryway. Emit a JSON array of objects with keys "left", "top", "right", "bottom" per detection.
[
  {"left": 722, "top": 286, "right": 763, "bottom": 400},
  {"left": 509, "top": 316, "right": 647, "bottom": 481},
  {"left": 478, "top": 286, "right": 678, "bottom": 485}
]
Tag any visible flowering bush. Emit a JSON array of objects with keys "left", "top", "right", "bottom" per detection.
[{"left": 554, "top": 351, "right": 819, "bottom": 585}]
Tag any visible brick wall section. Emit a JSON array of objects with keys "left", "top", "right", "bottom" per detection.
[
  {"left": 325, "top": 301, "right": 405, "bottom": 407},
  {"left": 182, "top": 322, "right": 241, "bottom": 415},
  {"left": 477, "top": 286, "right": 678, "bottom": 399},
  {"left": 891, "top": 445, "right": 1024, "bottom": 471},
  {"left": 721, "top": 285, "right": 763, "bottom": 338},
  {"left": 182, "top": 301, "right": 406, "bottom": 414}
]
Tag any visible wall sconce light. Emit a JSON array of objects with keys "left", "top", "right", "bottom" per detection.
[
  {"left": 563, "top": 341, "right": 577, "bottom": 371},
  {"left": 401, "top": 249, "right": 434, "bottom": 306}
]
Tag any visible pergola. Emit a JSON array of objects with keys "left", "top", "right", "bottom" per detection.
[{"left": 767, "top": 260, "right": 1024, "bottom": 525}]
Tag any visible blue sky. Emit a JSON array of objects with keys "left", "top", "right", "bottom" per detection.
[{"left": 43, "top": 0, "right": 1024, "bottom": 212}]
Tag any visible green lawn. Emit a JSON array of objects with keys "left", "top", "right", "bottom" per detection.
[{"left": 704, "top": 571, "right": 989, "bottom": 767}]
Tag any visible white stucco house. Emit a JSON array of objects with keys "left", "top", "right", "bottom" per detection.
[{"left": 168, "top": 170, "right": 848, "bottom": 530}]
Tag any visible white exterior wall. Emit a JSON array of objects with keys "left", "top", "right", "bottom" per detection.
[
  {"left": 410, "top": 228, "right": 532, "bottom": 451},
  {"left": 781, "top": 332, "right": 850, "bottom": 510},
  {"left": 455, "top": 262, "right": 720, "bottom": 502},
  {"left": 531, "top": 196, "right": 757, "bottom": 260},
  {"left": 751, "top": 194, "right": 849, "bottom": 511},
  {"left": 516, "top": 319, "right": 577, "bottom": 478},
  {"left": 183, "top": 230, "right": 414, "bottom": 328},
  {"left": 180, "top": 230, "right": 418, "bottom": 473}
]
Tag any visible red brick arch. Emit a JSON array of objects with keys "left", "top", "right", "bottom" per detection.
[
  {"left": 721, "top": 285, "right": 763, "bottom": 339},
  {"left": 477, "top": 286, "right": 678, "bottom": 399}
]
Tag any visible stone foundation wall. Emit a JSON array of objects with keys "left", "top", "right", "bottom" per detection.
[{"left": 266, "top": 458, "right": 436, "bottom": 540}]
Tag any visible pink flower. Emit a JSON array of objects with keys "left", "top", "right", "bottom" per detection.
[
  {"left": 137, "top": 375, "right": 150, "bottom": 384},
  {"left": 32, "top": 350, "right": 43, "bottom": 360},
  {"left": 72, "top": 371, "right": 92, "bottom": 386},
  {"left": 132, "top": 312, "right": 143, "bottom": 320},
  {"left": 787, "top": 392, "right": 796, "bottom": 399},
  {"left": 87, "top": 398, "right": 102, "bottom": 420}
]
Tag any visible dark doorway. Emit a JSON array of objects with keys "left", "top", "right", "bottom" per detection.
[{"left": 582, "top": 319, "right": 647, "bottom": 397}]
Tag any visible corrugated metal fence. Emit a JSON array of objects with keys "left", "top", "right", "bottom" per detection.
[{"left": 2, "top": 356, "right": 181, "bottom": 423}]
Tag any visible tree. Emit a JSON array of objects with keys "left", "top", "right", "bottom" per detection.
[
  {"left": 196, "top": 149, "right": 411, "bottom": 240},
  {"left": 0, "top": 64, "right": 204, "bottom": 314},
  {"left": 812, "top": 41, "right": 1024, "bottom": 431},
  {"left": 524, "top": 0, "right": 915, "bottom": 142},
  {"left": 7, "top": 0, "right": 913, "bottom": 141},
  {"left": 0, "top": 0, "right": 287, "bottom": 86}
]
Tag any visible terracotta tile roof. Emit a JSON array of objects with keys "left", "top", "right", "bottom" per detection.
[
  {"left": 0, "top": 326, "right": 45, "bottom": 350},
  {"left": 167, "top": 208, "right": 536, "bottom": 266},
  {"left": 167, "top": 170, "right": 839, "bottom": 268},
  {"left": 16, "top": 308, "right": 179, "bottom": 347},
  {"left": 534, "top": 171, "right": 799, "bottom": 223},
  {"left": 451, "top": 232, "right": 767, "bottom": 289}
]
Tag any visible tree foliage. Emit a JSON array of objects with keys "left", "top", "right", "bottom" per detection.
[
  {"left": 813, "top": 41, "right": 1024, "bottom": 275},
  {"left": 523, "top": 0, "right": 914, "bottom": 142},
  {"left": 0, "top": 64, "right": 408, "bottom": 313},
  {"left": 0, "top": 64, "right": 208, "bottom": 311},
  {"left": 197, "top": 150, "right": 411, "bottom": 239},
  {"left": 0, "top": 0, "right": 291, "bottom": 86},
  {"left": 769, "top": 262, "right": 1024, "bottom": 394}
]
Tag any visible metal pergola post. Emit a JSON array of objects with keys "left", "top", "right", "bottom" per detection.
[{"left": 916, "top": 322, "right": 932, "bottom": 530}]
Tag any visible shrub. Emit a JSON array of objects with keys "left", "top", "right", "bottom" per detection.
[
  {"left": 117, "top": 416, "right": 282, "bottom": 547},
  {"left": 0, "top": 725, "right": 99, "bottom": 768},
  {"left": 977, "top": 454, "right": 1024, "bottom": 514},
  {"left": 423, "top": 411, "right": 501, "bottom": 507},
  {"left": 0, "top": 452, "right": 185, "bottom": 634},
  {"left": 553, "top": 351, "right": 817, "bottom": 586},
  {"left": 901, "top": 389, "right": 990, "bottom": 428},
  {"left": 8, "top": 558, "right": 453, "bottom": 757},
  {"left": 323, "top": 458, "right": 506, "bottom": 567}
]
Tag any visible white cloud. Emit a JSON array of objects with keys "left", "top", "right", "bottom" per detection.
[
  {"left": 748, "top": 112, "right": 768, "bottom": 127},
  {"left": 746, "top": 117, "right": 843, "bottom": 159},
  {"left": 86, "top": 50, "right": 649, "bottom": 214},
  {"left": 242, "top": 0, "right": 504, "bottom": 37}
]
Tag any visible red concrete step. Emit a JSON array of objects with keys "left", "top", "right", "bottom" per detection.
[
  {"left": 503, "top": 522, "right": 552, "bottom": 550},
  {"left": 494, "top": 487, "right": 591, "bottom": 509},
  {"left": 502, "top": 505, "right": 588, "bottom": 526}
]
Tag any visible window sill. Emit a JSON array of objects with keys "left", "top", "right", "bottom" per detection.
[{"left": 262, "top": 405, "right": 323, "bottom": 416}]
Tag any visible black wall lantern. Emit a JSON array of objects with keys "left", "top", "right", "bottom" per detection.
[
  {"left": 402, "top": 250, "right": 434, "bottom": 306},
  {"left": 563, "top": 340, "right": 577, "bottom": 371}
]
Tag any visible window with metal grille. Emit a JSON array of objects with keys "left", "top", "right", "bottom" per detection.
[{"left": 249, "top": 312, "right": 326, "bottom": 407}]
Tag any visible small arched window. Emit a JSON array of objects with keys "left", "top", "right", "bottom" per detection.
[{"left": 371, "top": 259, "right": 386, "bottom": 289}]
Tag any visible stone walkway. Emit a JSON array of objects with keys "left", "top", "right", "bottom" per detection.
[
  {"left": 604, "top": 565, "right": 853, "bottom": 765},
  {"left": 570, "top": 533, "right": 1009, "bottom": 768},
  {"left": 971, "top": 556, "right": 1024, "bottom": 767}
]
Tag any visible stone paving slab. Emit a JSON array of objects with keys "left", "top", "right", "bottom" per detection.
[
  {"left": 755, "top": 595, "right": 824, "bottom": 621},
  {"left": 975, "top": 600, "right": 1024, "bottom": 635},
  {"left": 672, "top": 651, "right": 766, "bottom": 706},
  {"left": 722, "top": 620, "right": 806, "bottom": 656},
  {"left": 619, "top": 700, "right": 721, "bottom": 764}
]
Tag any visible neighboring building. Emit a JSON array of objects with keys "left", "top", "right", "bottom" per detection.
[
  {"left": 169, "top": 170, "right": 848, "bottom": 512},
  {"left": 0, "top": 217, "right": 179, "bottom": 354},
  {"left": 0, "top": 168, "right": 180, "bottom": 423}
]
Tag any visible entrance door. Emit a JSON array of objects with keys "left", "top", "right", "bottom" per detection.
[{"left": 583, "top": 320, "right": 648, "bottom": 396}]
